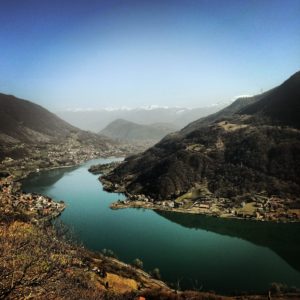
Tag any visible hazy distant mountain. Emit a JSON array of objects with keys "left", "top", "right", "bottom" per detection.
[
  {"left": 100, "top": 119, "right": 176, "bottom": 141},
  {"left": 105, "top": 71, "right": 300, "bottom": 203},
  {"left": 57, "top": 103, "right": 229, "bottom": 132},
  {"left": 0, "top": 93, "right": 112, "bottom": 159}
]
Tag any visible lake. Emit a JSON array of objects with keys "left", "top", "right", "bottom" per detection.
[{"left": 21, "top": 158, "right": 300, "bottom": 294}]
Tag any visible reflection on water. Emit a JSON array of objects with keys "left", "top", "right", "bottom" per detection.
[
  {"left": 156, "top": 210, "right": 300, "bottom": 272},
  {"left": 20, "top": 166, "right": 80, "bottom": 193}
]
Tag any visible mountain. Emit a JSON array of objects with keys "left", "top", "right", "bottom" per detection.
[
  {"left": 57, "top": 103, "right": 229, "bottom": 132},
  {"left": 104, "top": 72, "right": 300, "bottom": 205},
  {"left": 0, "top": 93, "right": 113, "bottom": 161},
  {"left": 99, "top": 119, "right": 176, "bottom": 142},
  {"left": 239, "top": 71, "right": 300, "bottom": 129},
  {"left": 181, "top": 91, "right": 273, "bottom": 134}
]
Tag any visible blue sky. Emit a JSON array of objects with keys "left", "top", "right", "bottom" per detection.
[{"left": 0, "top": 0, "right": 299, "bottom": 110}]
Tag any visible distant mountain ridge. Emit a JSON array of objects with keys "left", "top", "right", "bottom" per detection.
[
  {"left": 100, "top": 119, "right": 176, "bottom": 141},
  {"left": 105, "top": 71, "right": 300, "bottom": 204},
  {"left": 57, "top": 103, "right": 229, "bottom": 132}
]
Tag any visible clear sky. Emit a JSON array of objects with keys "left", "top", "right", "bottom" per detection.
[{"left": 0, "top": 0, "right": 299, "bottom": 110}]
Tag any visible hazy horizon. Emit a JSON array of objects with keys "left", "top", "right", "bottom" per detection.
[{"left": 1, "top": 0, "right": 299, "bottom": 111}]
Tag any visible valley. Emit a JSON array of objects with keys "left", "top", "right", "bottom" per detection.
[
  {"left": 1, "top": 72, "right": 299, "bottom": 299},
  {"left": 2, "top": 1, "right": 300, "bottom": 298}
]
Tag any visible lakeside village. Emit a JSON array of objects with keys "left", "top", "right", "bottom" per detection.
[
  {"left": 0, "top": 174, "right": 65, "bottom": 223},
  {"left": 90, "top": 162, "right": 300, "bottom": 223},
  {"left": 0, "top": 138, "right": 140, "bottom": 180}
]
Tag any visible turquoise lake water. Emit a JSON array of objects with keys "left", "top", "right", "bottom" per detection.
[{"left": 21, "top": 158, "right": 300, "bottom": 294}]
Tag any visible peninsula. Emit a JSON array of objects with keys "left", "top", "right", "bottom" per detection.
[{"left": 98, "top": 72, "right": 300, "bottom": 223}]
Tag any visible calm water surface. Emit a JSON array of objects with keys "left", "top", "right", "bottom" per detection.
[{"left": 21, "top": 158, "right": 300, "bottom": 294}]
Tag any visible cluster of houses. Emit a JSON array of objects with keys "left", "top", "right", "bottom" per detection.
[
  {"left": 16, "top": 193, "right": 65, "bottom": 221},
  {"left": 0, "top": 174, "right": 65, "bottom": 222},
  {"left": 213, "top": 193, "right": 300, "bottom": 221},
  {"left": 0, "top": 139, "right": 131, "bottom": 180},
  {"left": 110, "top": 187, "right": 300, "bottom": 222},
  {"left": 251, "top": 195, "right": 299, "bottom": 221}
]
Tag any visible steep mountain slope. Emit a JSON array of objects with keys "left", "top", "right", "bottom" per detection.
[
  {"left": 240, "top": 71, "right": 300, "bottom": 129},
  {"left": 0, "top": 93, "right": 111, "bottom": 146},
  {"left": 100, "top": 119, "right": 176, "bottom": 141},
  {"left": 0, "top": 93, "right": 74, "bottom": 143},
  {"left": 181, "top": 91, "right": 272, "bottom": 134},
  {"left": 104, "top": 72, "right": 300, "bottom": 205},
  {"left": 0, "top": 93, "right": 116, "bottom": 165}
]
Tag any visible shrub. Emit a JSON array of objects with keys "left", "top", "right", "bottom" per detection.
[
  {"left": 132, "top": 258, "right": 143, "bottom": 269},
  {"left": 150, "top": 268, "right": 161, "bottom": 280}
]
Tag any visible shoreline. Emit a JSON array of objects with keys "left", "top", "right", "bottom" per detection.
[
  {"left": 95, "top": 165, "right": 300, "bottom": 223},
  {"left": 17, "top": 155, "right": 126, "bottom": 181},
  {"left": 110, "top": 200, "right": 300, "bottom": 223},
  {"left": 6, "top": 156, "right": 124, "bottom": 223},
  {"left": 0, "top": 174, "right": 66, "bottom": 223}
]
